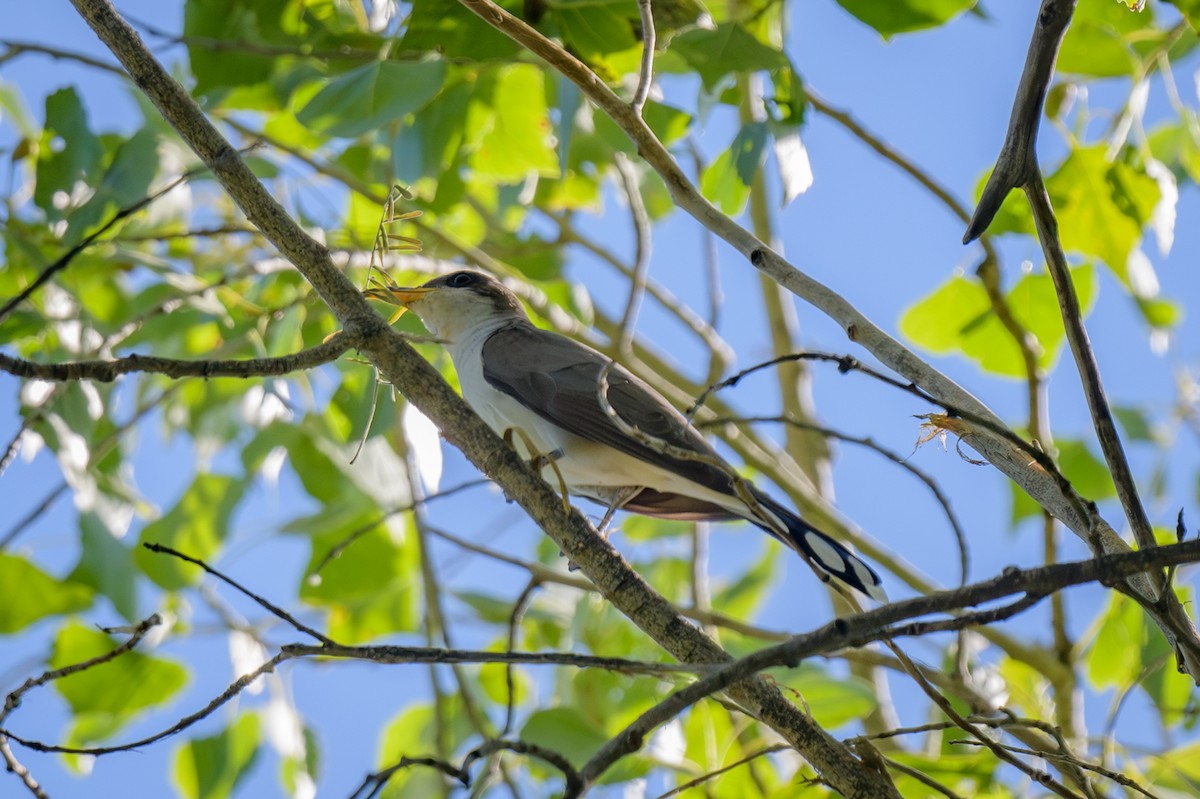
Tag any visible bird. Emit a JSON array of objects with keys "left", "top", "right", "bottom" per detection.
[{"left": 366, "top": 269, "right": 886, "bottom": 601}]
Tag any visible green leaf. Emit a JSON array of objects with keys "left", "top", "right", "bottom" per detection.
[
  {"left": 34, "top": 87, "right": 102, "bottom": 218},
  {"left": 558, "top": 5, "right": 638, "bottom": 62},
  {"left": 172, "top": 714, "right": 261, "bottom": 799},
  {"left": 520, "top": 708, "right": 609, "bottom": 768},
  {"left": 0, "top": 554, "right": 93, "bottom": 633},
  {"left": 1164, "top": 0, "right": 1200, "bottom": 33},
  {"left": 701, "top": 122, "right": 768, "bottom": 215},
  {"left": 300, "top": 514, "right": 420, "bottom": 643},
  {"left": 592, "top": 101, "right": 693, "bottom": 154},
  {"left": 70, "top": 513, "right": 139, "bottom": 622},
  {"left": 1141, "top": 600, "right": 1196, "bottom": 725},
  {"left": 297, "top": 61, "right": 447, "bottom": 138},
  {"left": 1048, "top": 146, "right": 1159, "bottom": 284},
  {"left": 52, "top": 621, "right": 187, "bottom": 725},
  {"left": 393, "top": 79, "right": 473, "bottom": 183},
  {"left": 711, "top": 543, "right": 777, "bottom": 621},
  {"left": 670, "top": 23, "right": 786, "bottom": 90},
  {"left": 184, "top": 0, "right": 276, "bottom": 94},
  {"left": 835, "top": 0, "right": 976, "bottom": 38},
  {"left": 1148, "top": 116, "right": 1200, "bottom": 184},
  {"left": 378, "top": 701, "right": 474, "bottom": 796},
  {"left": 136, "top": 474, "right": 246, "bottom": 590},
  {"left": 1112, "top": 405, "right": 1157, "bottom": 443},
  {"left": 902, "top": 263, "right": 1097, "bottom": 378},
  {"left": 772, "top": 664, "right": 878, "bottom": 728},
  {"left": 0, "top": 78, "right": 37, "bottom": 138},
  {"left": 958, "top": 263, "right": 1097, "bottom": 377},
  {"left": 1086, "top": 593, "right": 1145, "bottom": 689},
  {"left": 400, "top": 0, "right": 521, "bottom": 60},
  {"left": 1136, "top": 296, "right": 1183, "bottom": 328},
  {"left": 1058, "top": 0, "right": 1155, "bottom": 78},
  {"left": 899, "top": 275, "right": 991, "bottom": 354},
  {"left": 468, "top": 65, "right": 560, "bottom": 181}
]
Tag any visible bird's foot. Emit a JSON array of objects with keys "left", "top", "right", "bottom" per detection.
[
  {"left": 503, "top": 427, "right": 572, "bottom": 513},
  {"left": 594, "top": 486, "right": 642, "bottom": 541}
]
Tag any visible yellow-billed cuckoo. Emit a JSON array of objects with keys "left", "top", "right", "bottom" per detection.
[{"left": 367, "top": 270, "right": 885, "bottom": 601}]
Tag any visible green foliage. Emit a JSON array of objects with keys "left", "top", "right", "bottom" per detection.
[
  {"left": 3, "top": 0, "right": 1198, "bottom": 797},
  {"left": 298, "top": 61, "right": 447, "bottom": 139},
  {"left": 668, "top": 23, "right": 786, "bottom": 90},
  {"left": 702, "top": 122, "right": 769, "bottom": 215},
  {"left": 834, "top": 0, "right": 977, "bottom": 38},
  {"left": 136, "top": 474, "right": 246, "bottom": 590},
  {"left": 900, "top": 263, "right": 1097, "bottom": 378},
  {"left": 52, "top": 621, "right": 188, "bottom": 742},
  {"left": 172, "top": 714, "right": 261, "bottom": 799},
  {"left": 0, "top": 553, "right": 93, "bottom": 633}
]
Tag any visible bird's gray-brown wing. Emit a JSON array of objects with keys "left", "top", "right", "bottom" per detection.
[{"left": 480, "top": 323, "right": 739, "bottom": 502}]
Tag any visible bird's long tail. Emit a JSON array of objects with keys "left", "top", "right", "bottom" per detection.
[{"left": 749, "top": 491, "right": 887, "bottom": 602}]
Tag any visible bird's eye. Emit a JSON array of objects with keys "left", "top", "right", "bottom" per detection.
[{"left": 447, "top": 272, "right": 474, "bottom": 288}]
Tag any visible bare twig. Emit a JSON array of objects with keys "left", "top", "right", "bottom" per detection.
[
  {"left": 1024, "top": 173, "right": 1155, "bottom": 554},
  {"left": 349, "top": 754, "right": 468, "bottom": 799},
  {"left": 614, "top": 154, "right": 653, "bottom": 354},
  {"left": 3, "top": 654, "right": 290, "bottom": 756},
  {"left": 650, "top": 744, "right": 789, "bottom": 799},
  {"left": 963, "top": 0, "right": 1076, "bottom": 243},
  {"left": 464, "top": 739, "right": 582, "bottom": 798},
  {"left": 142, "top": 543, "right": 334, "bottom": 645},
  {"left": 631, "top": 0, "right": 655, "bottom": 115},
  {"left": 311, "top": 478, "right": 489, "bottom": 574},
  {"left": 0, "top": 333, "right": 353, "bottom": 383},
  {"left": 282, "top": 642, "right": 700, "bottom": 675},
  {"left": 503, "top": 578, "right": 542, "bottom": 736},
  {"left": 886, "top": 642, "right": 1084, "bottom": 799}
]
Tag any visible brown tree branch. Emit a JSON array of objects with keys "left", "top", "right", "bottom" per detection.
[
  {"left": 963, "top": 0, "right": 1076, "bottom": 243},
  {"left": 0, "top": 333, "right": 353, "bottom": 383},
  {"left": 1024, "top": 174, "right": 1155, "bottom": 554}
]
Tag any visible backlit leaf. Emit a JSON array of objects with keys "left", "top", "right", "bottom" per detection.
[
  {"left": 52, "top": 621, "right": 187, "bottom": 725},
  {"left": 297, "top": 61, "right": 447, "bottom": 138},
  {"left": 0, "top": 554, "right": 93, "bottom": 633},
  {"left": 172, "top": 714, "right": 261, "bottom": 799},
  {"left": 136, "top": 474, "right": 246, "bottom": 590},
  {"left": 835, "top": 0, "right": 976, "bottom": 38}
]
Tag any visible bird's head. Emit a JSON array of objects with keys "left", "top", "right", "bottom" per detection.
[{"left": 365, "top": 270, "right": 527, "bottom": 341}]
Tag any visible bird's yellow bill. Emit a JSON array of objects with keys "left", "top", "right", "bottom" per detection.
[
  {"left": 364, "top": 286, "right": 433, "bottom": 324},
  {"left": 364, "top": 286, "right": 432, "bottom": 305}
]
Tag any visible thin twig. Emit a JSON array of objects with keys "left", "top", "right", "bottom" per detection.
[
  {"left": 1024, "top": 172, "right": 1155, "bottom": 554},
  {"left": 503, "top": 578, "right": 542, "bottom": 736},
  {"left": 650, "top": 744, "right": 789, "bottom": 799},
  {"left": 3, "top": 654, "right": 290, "bottom": 756},
  {"left": 630, "top": 0, "right": 655, "bottom": 115},
  {"left": 0, "top": 333, "right": 354, "bottom": 383},
  {"left": 613, "top": 154, "right": 653, "bottom": 354},
  {"left": 142, "top": 543, "right": 334, "bottom": 645},
  {"left": 886, "top": 642, "right": 1084, "bottom": 799},
  {"left": 349, "top": 754, "right": 468, "bottom": 799}
]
